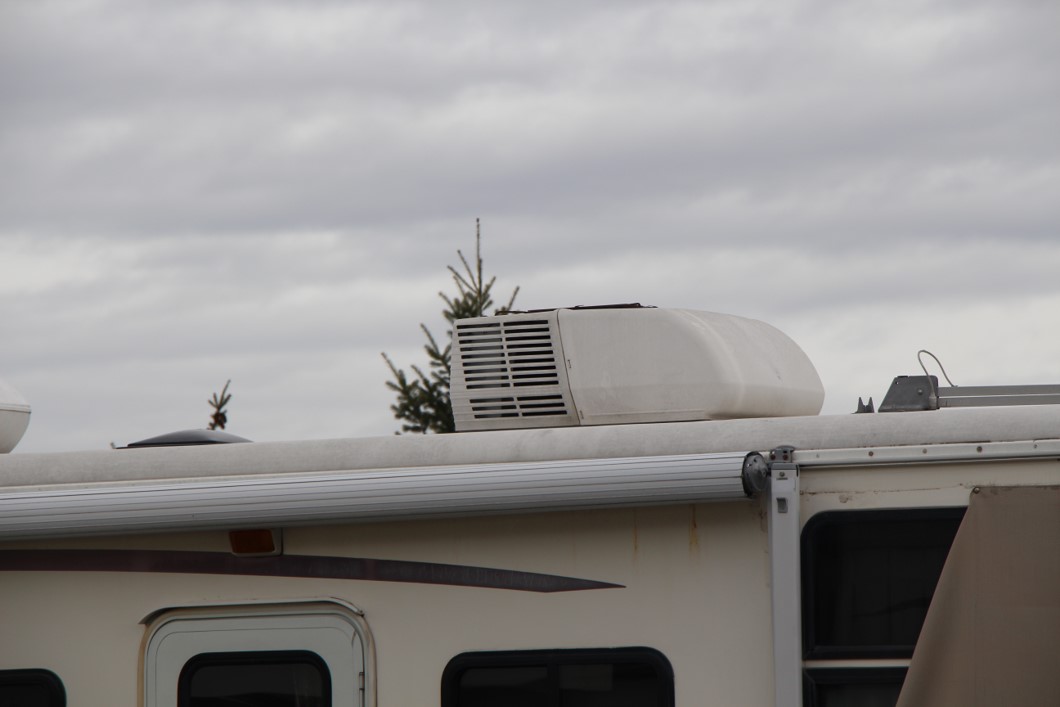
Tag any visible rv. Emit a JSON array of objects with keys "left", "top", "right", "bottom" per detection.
[{"left": 1, "top": 307, "right": 1057, "bottom": 707}]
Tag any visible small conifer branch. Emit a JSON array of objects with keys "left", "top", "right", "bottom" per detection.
[{"left": 207, "top": 380, "right": 232, "bottom": 431}]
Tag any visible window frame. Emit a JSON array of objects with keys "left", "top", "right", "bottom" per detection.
[{"left": 441, "top": 647, "right": 675, "bottom": 707}]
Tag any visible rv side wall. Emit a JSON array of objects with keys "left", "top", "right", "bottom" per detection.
[{"left": 0, "top": 502, "right": 773, "bottom": 706}]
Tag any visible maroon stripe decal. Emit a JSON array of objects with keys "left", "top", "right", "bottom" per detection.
[{"left": 0, "top": 549, "right": 622, "bottom": 593}]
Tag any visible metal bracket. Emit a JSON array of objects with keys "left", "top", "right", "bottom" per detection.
[
  {"left": 879, "top": 375, "right": 939, "bottom": 412},
  {"left": 767, "top": 447, "right": 801, "bottom": 707}
]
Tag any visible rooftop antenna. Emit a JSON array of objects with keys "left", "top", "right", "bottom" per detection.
[{"left": 917, "top": 349, "right": 956, "bottom": 405}]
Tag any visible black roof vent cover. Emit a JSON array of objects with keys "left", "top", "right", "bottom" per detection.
[{"left": 123, "top": 429, "right": 251, "bottom": 448}]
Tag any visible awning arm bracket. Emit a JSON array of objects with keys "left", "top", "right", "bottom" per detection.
[{"left": 768, "top": 446, "right": 802, "bottom": 707}]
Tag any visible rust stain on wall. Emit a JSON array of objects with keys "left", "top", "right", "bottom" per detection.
[
  {"left": 631, "top": 511, "right": 639, "bottom": 558},
  {"left": 689, "top": 505, "right": 700, "bottom": 552}
]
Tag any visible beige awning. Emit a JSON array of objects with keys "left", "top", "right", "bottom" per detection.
[{"left": 897, "top": 485, "right": 1060, "bottom": 707}]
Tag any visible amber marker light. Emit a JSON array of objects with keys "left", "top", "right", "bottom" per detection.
[{"left": 228, "top": 528, "right": 282, "bottom": 556}]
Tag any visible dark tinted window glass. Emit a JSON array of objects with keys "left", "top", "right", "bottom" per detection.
[
  {"left": 179, "top": 651, "right": 330, "bottom": 707},
  {"left": 559, "top": 662, "right": 663, "bottom": 707},
  {"left": 443, "top": 649, "right": 673, "bottom": 707},
  {"left": 802, "top": 508, "right": 963, "bottom": 658},
  {"left": 0, "top": 670, "right": 66, "bottom": 707},
  {"left": 804, "top": 668, "right": 906, "bottom": 707},
  {"left": 459, "top": 665, "right": 549, "bottom": 707}
]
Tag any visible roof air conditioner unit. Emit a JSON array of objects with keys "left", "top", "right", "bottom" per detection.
[
  {"left": 450, "top": 307, "right": 824, "bottom": 432},
  {"left": 0, "top": 378, "right": 31, "bottom": 453}
]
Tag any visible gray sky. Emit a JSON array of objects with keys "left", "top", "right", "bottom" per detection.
[{"left": 2, "top": 0, "right": 1059, "bottom": 453}]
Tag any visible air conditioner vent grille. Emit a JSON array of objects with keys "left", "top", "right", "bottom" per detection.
[
  {"left": 468, "top": 394, "right": 569, "bottom": 419},
  {"left": 452, "top": 314, "right": 576, "bottom": 429},
  {"left": 455, "top": 319, "right": 562, "bottom": 393}
]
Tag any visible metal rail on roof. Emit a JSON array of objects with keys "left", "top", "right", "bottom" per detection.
[{"left": 937, "top": 384, "right": 1060, "bottom": 408}]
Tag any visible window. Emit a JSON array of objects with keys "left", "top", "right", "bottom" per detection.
[
  {"left": 179, "top": 651, "right": 330, "bottom": 707},
  {"left": 442, "top": 648, "right": 674, "bottom": 707},
  {"left": 802, "top": 508, "right": 964, "bottom": 658},
  {"left": 0, "top": 669, "right": 66, "bottom": 707},
  {"left": 801, "top": 508, "right": 964, "bottom": 707}
]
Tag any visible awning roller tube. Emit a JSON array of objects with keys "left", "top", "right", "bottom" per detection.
[{"left": 0, "top": 451, "right": 764, "bottom": 539}]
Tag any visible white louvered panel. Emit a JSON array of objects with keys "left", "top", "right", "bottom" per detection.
[{"left": 451, "top": 311, "right": 578, "bottom": 431}]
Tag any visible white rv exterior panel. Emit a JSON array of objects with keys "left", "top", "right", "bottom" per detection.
[{"left": 0, "top": 503, "right": 776, "bottom": 707}]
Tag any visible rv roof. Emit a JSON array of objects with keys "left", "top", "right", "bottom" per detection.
[{"left": 2, "top": 405, "right": 1060, "bottom": 489}]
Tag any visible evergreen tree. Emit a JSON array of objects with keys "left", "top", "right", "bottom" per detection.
[
  {"left": 383, "top": 220, "right": 519, "bottom": 434},
  {"left": 208, "top": 380, "right": 232, "bottom": 430}
]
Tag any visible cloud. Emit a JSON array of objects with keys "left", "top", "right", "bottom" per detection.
[
  {"left": 5, "top": 0, "right": 1057, "bottom": 237},
  {"left": 1, "top": 0, "right": 1058, "bottom": 452}
]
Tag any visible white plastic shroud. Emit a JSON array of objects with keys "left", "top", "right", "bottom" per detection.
[{"left": 451, "top": 308, "right": 824, "bottom": 432}]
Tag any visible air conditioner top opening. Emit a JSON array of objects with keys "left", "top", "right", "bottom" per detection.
[{"left": 450, "top": 307, "right": 824, "bottom": 432}]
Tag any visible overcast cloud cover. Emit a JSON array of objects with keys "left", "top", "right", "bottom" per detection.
[{"left": 2, "top": 0, "right": 1058, "bottom": 452}]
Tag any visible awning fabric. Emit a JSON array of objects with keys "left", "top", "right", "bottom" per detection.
[{"left": 896, "top": 485, "right": 1060, "bottom": 707}]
